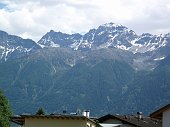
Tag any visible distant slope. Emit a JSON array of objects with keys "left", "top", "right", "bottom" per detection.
[
  {"left": 1, "top": 47, "right": 170, "bottom": 116},
  {"left": 42, "top": 60, "right": 135, "bottom": 115},
  {"left": 121, "top": 55, "right": 170, "bottom": 115},
  {"left": 0, "top": 47, "right": 136, "bottom": 115}
]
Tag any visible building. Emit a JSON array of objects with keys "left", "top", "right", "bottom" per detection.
[
  {"left": 11, "top": 114, "right": 99, "bottom": 127},
  {"left": 150, "top": 104, "right": 170, "bottom": 127},
  {"left": 97, "top": 114, "right": 161, "bottom": 127}
]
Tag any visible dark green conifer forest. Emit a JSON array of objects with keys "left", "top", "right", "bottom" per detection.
[{"left": 0, "top": 90, "right": 12, "bottom": 127}]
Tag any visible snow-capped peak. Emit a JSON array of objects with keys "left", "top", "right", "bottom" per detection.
[
  {"left": 37, "top": 22, "right": 170, "bottom": 54},
  {"left": 101, "top": 22, "right": 124, "bottom": 28}
]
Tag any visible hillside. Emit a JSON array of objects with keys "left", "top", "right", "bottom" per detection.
[{"left": 0, "top": 23, "right": 170, "bottom": 115}]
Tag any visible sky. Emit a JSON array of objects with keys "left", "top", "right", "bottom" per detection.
[{"left": 0, "top": 0, "right": 170, "bottom": 41}]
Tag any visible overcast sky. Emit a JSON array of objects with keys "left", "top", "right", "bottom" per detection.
[{"left": 0, "top": 0, "right": 170, "bottom": 41}]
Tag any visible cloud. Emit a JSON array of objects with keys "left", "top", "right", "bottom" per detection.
[{"left": 0, "top": 0, "right": 170, "bottom": 41}]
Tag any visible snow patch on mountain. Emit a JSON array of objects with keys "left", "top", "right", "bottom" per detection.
[
  {"left": 154, "top": 57, "right": 165, "bottom": 61},
  {"left": 37, "top": 43, "right": 46, "bottom": 48},
  {"left": 70, "top": 39, "right": 83, "bottom": 50},
  {"left": 115, "top": 45, "right": 130, "bottom": 50},
  {"left": 0, "top": 46, "right": 5, "bottom": 49},
  {"left": 1, "top": 48, "right": 15, "bottom": 61},
  {"left": 49, "top": 41, "right": 60, "bottom": 48}
]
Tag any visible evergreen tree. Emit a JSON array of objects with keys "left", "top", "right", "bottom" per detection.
[
  {"left": 36, "top": 108, "right": 45, "bottom": 115},
  {"left": 0, "top": 90, "right": 12, "bottom": 127}
]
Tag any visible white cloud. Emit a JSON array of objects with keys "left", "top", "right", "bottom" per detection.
[{"left": 0, "top": 0, "right": 170, "bottom": 41}]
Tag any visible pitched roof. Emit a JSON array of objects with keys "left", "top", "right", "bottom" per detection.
[
  {"left": 150, "top": 104, "right": 170, "bottom": 119},
  {"left": 97, "top": 114, "right": 161, "bottom": 127},
  {"left": 11, "top": 114, "right": 96, "bottom": 126}
]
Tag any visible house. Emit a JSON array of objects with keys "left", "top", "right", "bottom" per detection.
[
  {"left": 97, "top": 114, "right": 161, "bottom": 127},
  {"left": 150, "top": 103, "right": 170, "bottom": 127},
  {"left": 11, "top": 114, "right": 99, "bottom": 127}
]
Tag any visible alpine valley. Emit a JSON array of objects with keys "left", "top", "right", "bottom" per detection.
[{"left": 0, "top": 23, "right": 170, "bottom": 116}]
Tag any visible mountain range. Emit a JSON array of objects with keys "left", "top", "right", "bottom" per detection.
[{"left": 0, "top": 22, "right": 170, "bottom": 116}]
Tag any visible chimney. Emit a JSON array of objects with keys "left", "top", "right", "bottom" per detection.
[
  {"left": 77, "top": 109, "right": 81, "bottom": 115},
  {"left": 82, "top": 110, "right": 90, "bottom": 118},
  {"left": 137, "top": 112, "right": 142, "bottom": 119}
]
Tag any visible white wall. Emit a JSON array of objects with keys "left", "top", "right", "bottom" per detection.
[{"left": 163, "top": 109, "right": 170, "bottom": 127}]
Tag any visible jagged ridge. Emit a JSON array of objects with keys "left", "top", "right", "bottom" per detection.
[{"left": 38, "top": 22, "right": 170, "bottom": 54}]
